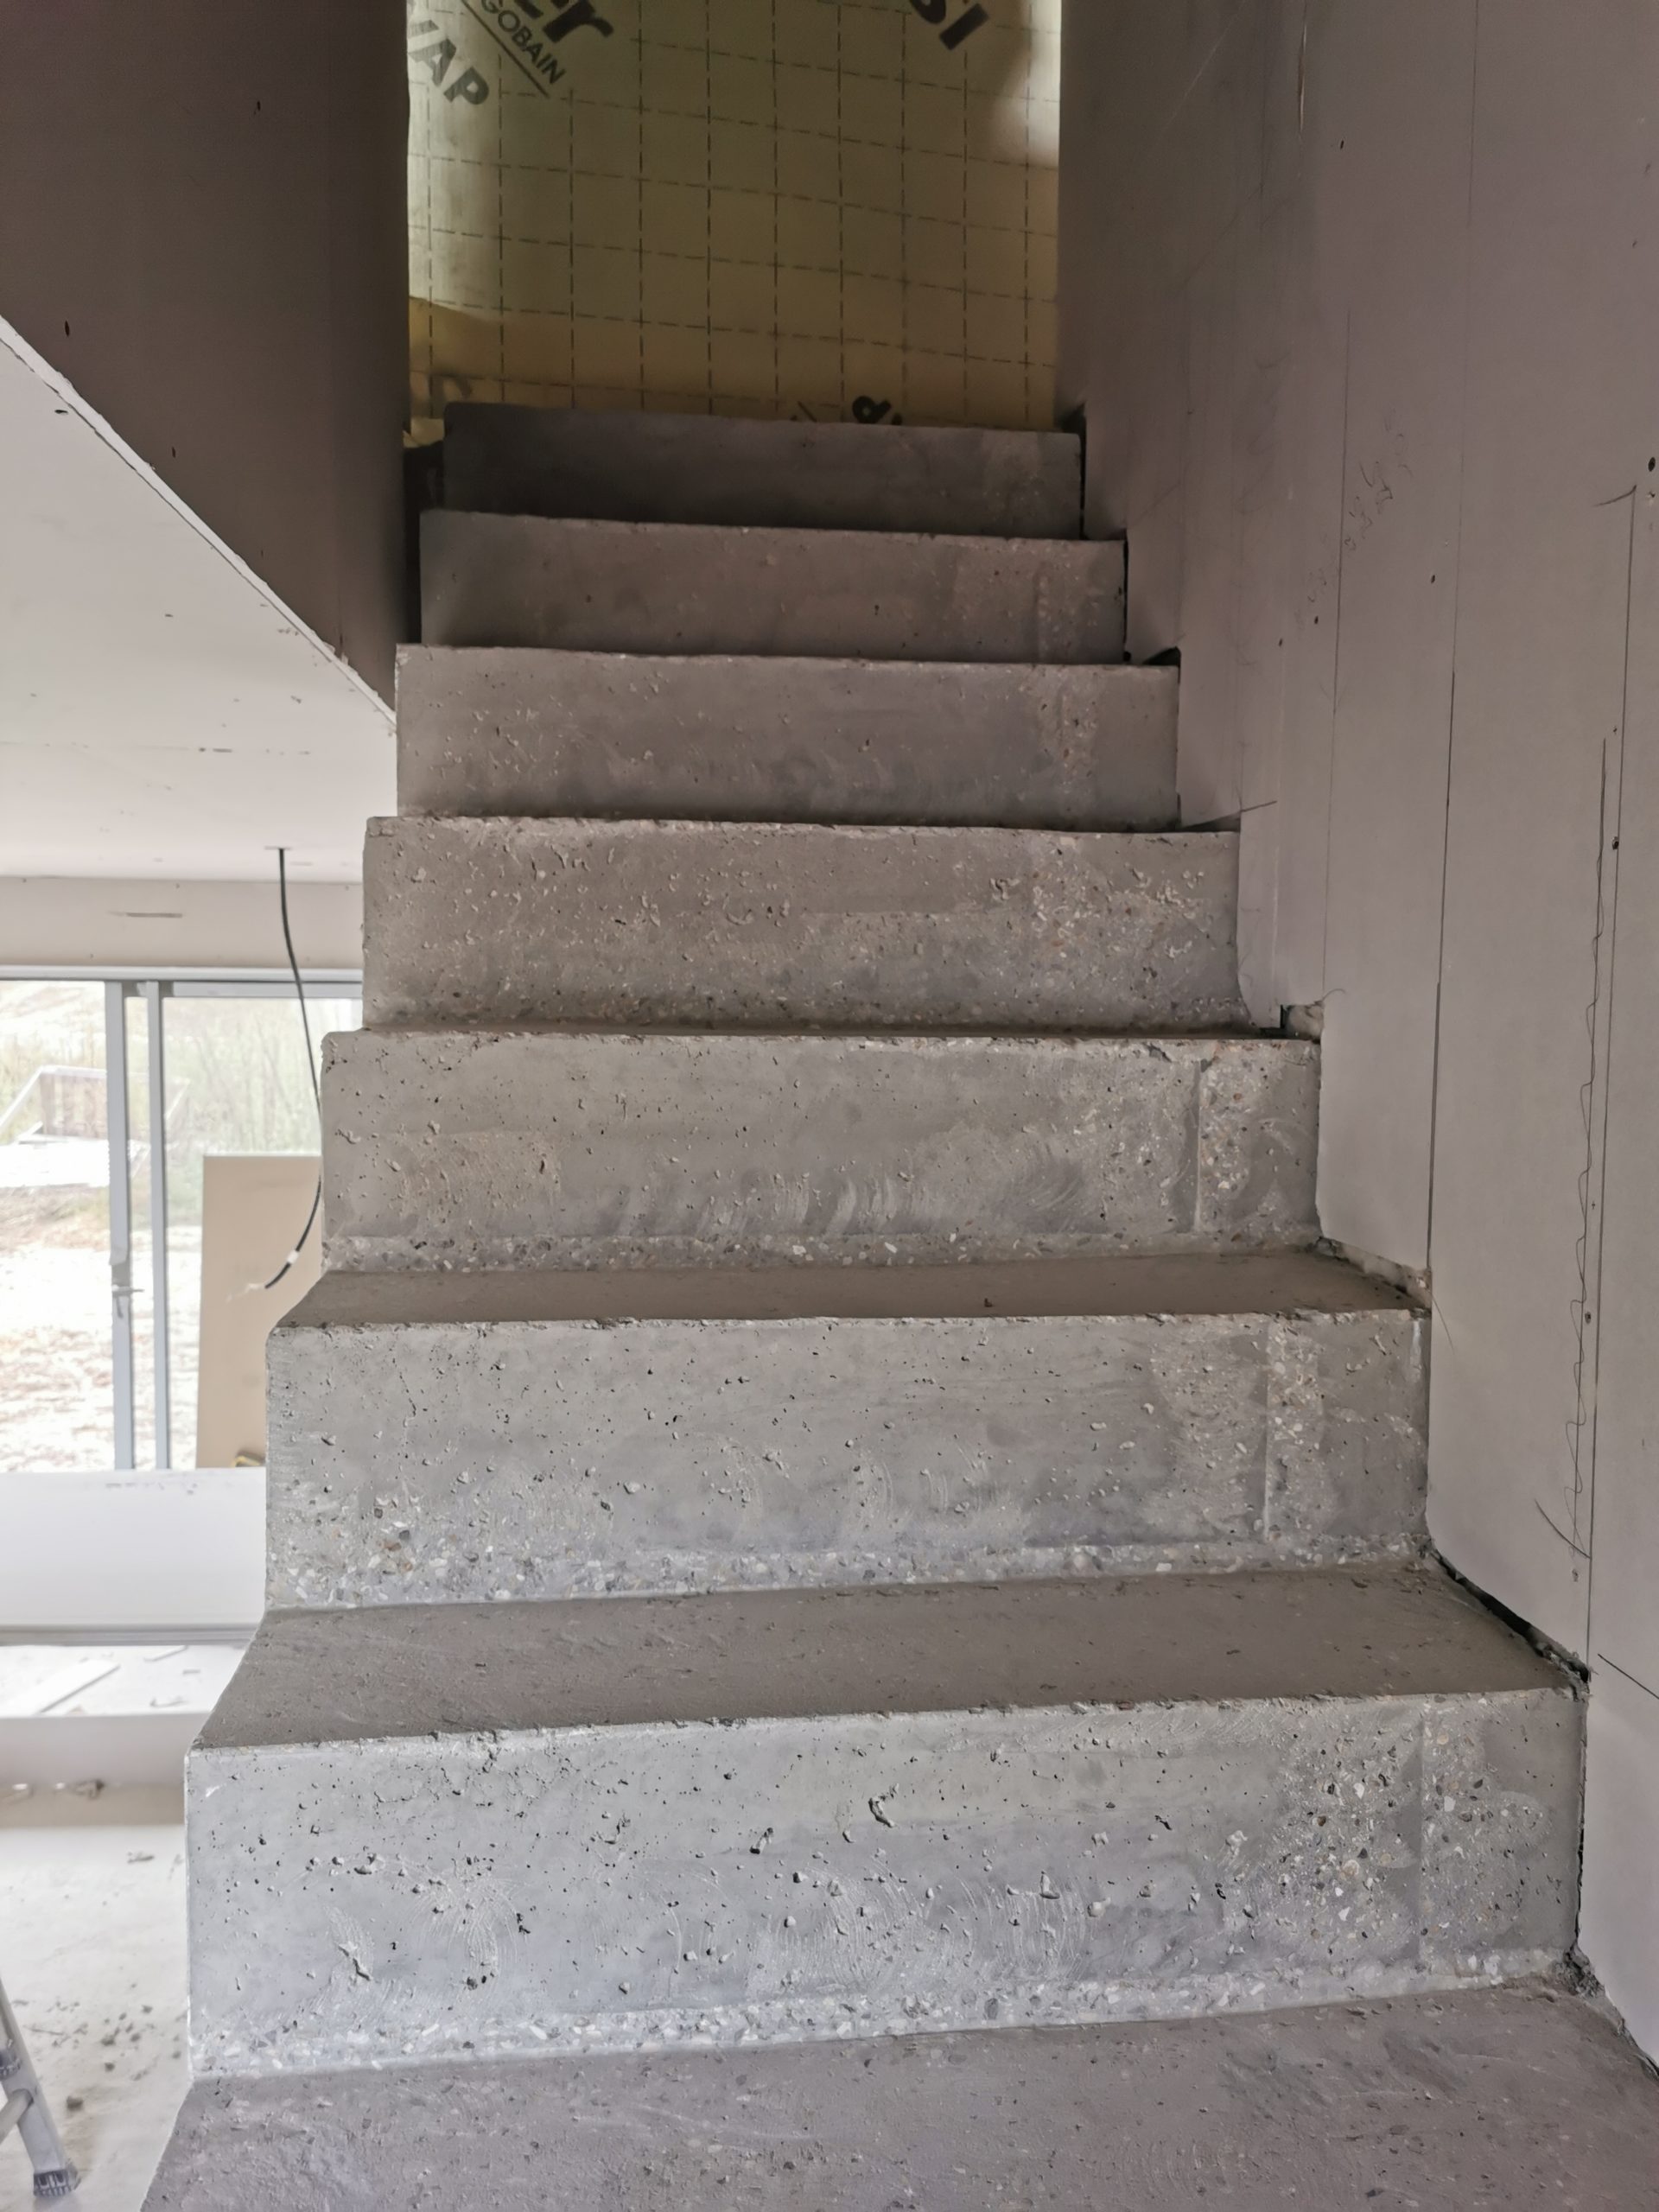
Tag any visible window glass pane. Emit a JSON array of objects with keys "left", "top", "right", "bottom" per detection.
[
  {"left": 0, "top": 981, "right": 113, "bottom": 1469},
  {"left": 162, "top": 992, "right": 359, "bottom": 1469}
]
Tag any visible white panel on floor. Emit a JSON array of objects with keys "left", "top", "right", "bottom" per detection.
[
  {"left": 0, "top": 1644, "right": 245, "bottom": 1789},
  {"left": 0, "top": 1471, "right": 265, "bottom": 1636}
]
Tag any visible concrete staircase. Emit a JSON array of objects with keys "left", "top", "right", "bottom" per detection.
[{"left": 146, "top": 409, "right": 1587, "bottom": 2205}]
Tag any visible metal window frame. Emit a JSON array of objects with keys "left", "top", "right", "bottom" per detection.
[
  {"left": 143, "top": 978, "right": 172, "bottom": 1468},
  {"left": 10, "top": 967, "right": 361, "bottom": 1473},
  {"left": 103, "top": 982, "right": 136, "bottom": 1470},
  {"left": 0, "top": 966, "right": 360, "bottom": 988}
]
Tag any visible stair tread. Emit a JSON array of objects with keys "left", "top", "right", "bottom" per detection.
[
  {"left": 348, "top": 1019, "right": 1270, "bottom": 1039},
  {"left": 144, "top": 1985, "right": 1659, "bottom": 2211},
  {"left": 202, "top": 1567, "right": 1564, "bottom": 1755},
  {"left": 375, "top": 816, "right": 1218, "bottom": 843},
  {"left": 428, "top": 512, "right": 1115, "bottom": 558},
  {"left": 441, "top": 401, "right": 1081, "bottom": 538},
  {"left": 283, "top": 1249, "right": 1416, "bottom": 1331}
]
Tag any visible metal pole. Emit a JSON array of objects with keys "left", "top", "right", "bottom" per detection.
[
  {"left": 104, "top": 982, "right": 135, "bottom": 1471},
  {"left": 0, "top": 1973, "right": 79, "bottom": 2196},
  {"left": 143, "top": 980, "right": 170, "bottom": 1469}
]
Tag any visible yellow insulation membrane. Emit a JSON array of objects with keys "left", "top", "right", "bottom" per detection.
[{"left": 408, "top": 0, "right": 1060, "bottom": 432}]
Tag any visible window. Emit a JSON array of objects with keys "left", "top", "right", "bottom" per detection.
[
  {"left": 0, "top": 982, "right": 113, "bottom": 1470},
  {"left": 0, "top": 976, "right": 360, "bottom": 1472}
]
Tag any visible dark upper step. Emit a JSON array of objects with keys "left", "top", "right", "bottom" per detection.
[
  {"left": 442, "top": 402, "right": 1082, "bottom": 538},
  {"left": 395, "top": 650, "right": 1178, "bottom": 830},
  {"left": 421, "top": 512, "right": 1125, "bottom": 663}
]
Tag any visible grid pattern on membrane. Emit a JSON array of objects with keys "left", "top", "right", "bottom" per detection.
[{"left": 408, "top": 0, "right": 1059, "bottom": 430}]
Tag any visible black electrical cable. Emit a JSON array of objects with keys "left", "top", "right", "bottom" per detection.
[{"left": 264, "top": 847, "right": 324, "bottom": 1291}]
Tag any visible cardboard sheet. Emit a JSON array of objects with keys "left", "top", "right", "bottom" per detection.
[{"left": 195, "top": 1155, "right": 320, "bottom": 1470}]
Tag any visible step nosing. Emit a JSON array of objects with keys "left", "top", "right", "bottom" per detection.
[
  {"left": 397, "top": 645, "right": 1170, "bottom": 677},
  {"left": 202, "top": 1679, "right": 1561, "bottom": 1764},
  {"left": 199, "top": 1569, "right": 1569, "bottom": 1755},
  {"left": 370, "top": 817, "right": 1220, "bottom": 842},
  {"left": 347, "top": 1023, "right": 1286, "bottom": 1043},
  {"left": 442, "top": 510, "right": 1104, "bottom": 554},
  {"left": 281, "top": 1252, "right": 1415, "bottom": 1329}
]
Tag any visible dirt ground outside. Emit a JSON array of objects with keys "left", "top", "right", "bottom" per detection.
[{"left": 0, "top": 1185, "right": 201, "bottom": 1471}]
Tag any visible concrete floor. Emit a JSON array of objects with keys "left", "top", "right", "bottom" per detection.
[{"left": 0, "top": 1787, "right": 187, "bottom": 2212}]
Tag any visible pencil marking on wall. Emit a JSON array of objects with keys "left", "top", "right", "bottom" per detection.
[
  {"left": 1597, "top": 1653, "right": 1659, "bottom": 1706},
  {"left": 1317, "top": 309, "right": 1355, "bottom": 997},
  {"left": 1575, "top": 486, "right": 1637, "bottom": 1646},
  {"left": 1560, "top": 486, "right": 1633, "bottom": 1624}
]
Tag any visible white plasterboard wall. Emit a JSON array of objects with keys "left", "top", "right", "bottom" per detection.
[
  {"left": 0, "top": 0, "right": 407, "bottom": 699},
  {"left": 0, "top": 1470, "right": 264, "bottom": 1636},
  {"left": 1063, "top": 0, "right": 1659, "bottom": 2053},
  {"left": 0, "top": 879, "right": 362, "bottom": 977}
]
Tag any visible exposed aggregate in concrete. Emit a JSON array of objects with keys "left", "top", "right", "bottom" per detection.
[
  {"left": 189, "top": 1684, "right": 1577, "bottom": 2071},
  {"left": 266, "top": 1296, "right": 1427, "bottom": 1608},
  {"left": 363, "top": 818, "right": 1247, "bottom": 1033},
  {"left": 321, "top": 1030, "right": 1321, "bottom": 1273}
]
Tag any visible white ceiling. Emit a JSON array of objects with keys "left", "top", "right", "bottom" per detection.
[{"left": 0, "top": 320, "right": 392, "bottom": 884}]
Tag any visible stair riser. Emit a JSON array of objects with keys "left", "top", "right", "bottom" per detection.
[
  {"left": 396, "top": 652, "right": 1179, "bottom": 830},
  {"left": 321, "top": 1033, "right": 1321, "bottom": 1272},
  {"left": 363, "top": 821, "right": 1245, "bottom": 1033},
  {"left": 421, "top": 513, "right": 1126, "bottom": 663},
  {"left": 188, "top": 1688, "right": 1580, "bottom": 2075},
  {"left": 266, "top": 1308, "right": 1427, "bottom": 1608},
  {"left": 442, "top": 405, "right": 1083, "bottom": 538}
]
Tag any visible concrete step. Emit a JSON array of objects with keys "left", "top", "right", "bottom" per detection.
[
  {"left": 396, "top": 650, "right": 1179, "bottom": 830},
  {"left": 266, "top": 1253, "right": 1427, "bottom": 1610},
  {"left": 184, "top": 1567, "right": 1580, "bottom": 2075},
  {"left": 422, "top": 512, "right": 1126, "bottom": 663},
  {"left": 362, "top": 819, "right": 1245, "bottom": 1033},
  {"left": 320, "top": 1030, "right": 1320, "bottom": 1272},
  {"left": 441, "top": 403, "right": 1083, "bottom": 538},
  {"left": 145, "top": 1985, "right": 1659, "bottom": 2212}
]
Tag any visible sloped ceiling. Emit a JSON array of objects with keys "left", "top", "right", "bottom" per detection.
[{"left": 0, "top": 321, "right": 392, "bottom": 885}]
